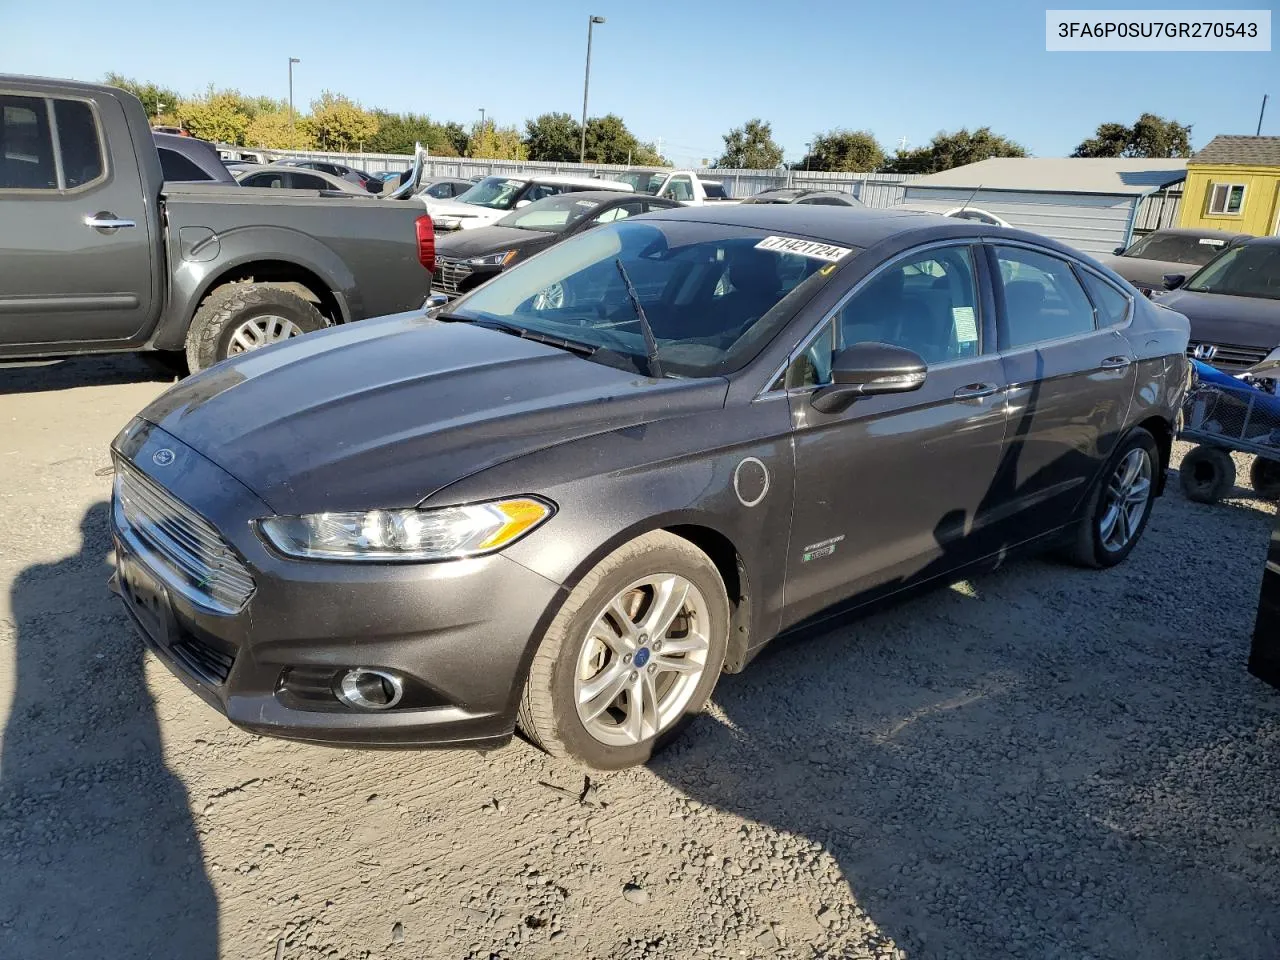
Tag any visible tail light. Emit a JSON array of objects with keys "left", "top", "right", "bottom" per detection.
[{"left": 415, "top": 215, "right": 436, "bottom": 273}]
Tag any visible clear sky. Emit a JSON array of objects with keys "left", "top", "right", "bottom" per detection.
[{"left": 1, "top": 0, "right": 1275, "bottom": 166}]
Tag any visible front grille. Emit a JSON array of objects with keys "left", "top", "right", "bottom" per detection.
[
  {"left": 1186, "top": 341, "right": 1267, "bottom": 371},
  {"left": 112, "top": 461, "right": 256, "bottom": 614},
  {"left": 431, "top": 256, "right": 472, "bottom": 296},
  {"left": 171, "top": 635, "right": 235, "bottom": 685}
]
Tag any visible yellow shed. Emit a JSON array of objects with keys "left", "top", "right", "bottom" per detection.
[{"left": 1180, "top": 135, "right": 1280, "bottom": 237}]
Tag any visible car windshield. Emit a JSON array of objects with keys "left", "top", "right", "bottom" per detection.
[
  {"left": 615, "top": 172, "right": 664, "bottom": 194},
  {"left": 1125, "top": 232, "right": 1232, "bottom": 266},
  {"left": 447, "top": 220, "right": 857, "bottom": 378},
  {"left": 496, "top": 194, "right": 604, "bottom": 232},
  {"left": 454, "top": 176, "right": 527, "bottom": 210},
  {"left": 1184, "top": 244, "right": 1280, "bottom": 300}
]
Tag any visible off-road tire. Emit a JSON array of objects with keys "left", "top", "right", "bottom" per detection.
[
  {"left": 1249, "top": 456, "right": 1280, "bottom": 500},
  {"left": 517, "top": 531, "right": 729, "bottom": 770},
  {"left": 1179, "top": 444, "right": 1236, "bottom": 504},
  {"left": 1066, "top": 427, "right": 1160, "bottom": 569},
  {"left": 185, "top": 283, "right": 327, "bottom": 373}
]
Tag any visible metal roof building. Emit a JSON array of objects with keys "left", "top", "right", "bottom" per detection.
[{"left": 898, "top": 157, "right": 1188, "bottom": 255}]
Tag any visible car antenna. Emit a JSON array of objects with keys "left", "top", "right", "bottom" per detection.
[
  {"left": 958, "top": 183, "right": 982, "bottom": 216},
  {"left": 615, "top": 258, "right": 664, "bottom": 379}
]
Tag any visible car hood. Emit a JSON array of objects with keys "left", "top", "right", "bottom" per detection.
[
  {"left": 436, "top": 225, "right": 556, "bottom": 259},
  {"left": 136, "top": 313, "right": 728, "bottom": 516},
  {"left": 1155, "top": 288, "right": 1280, "bottom": 348},
  {"left": 1099, "top": 255, "right": 1196, "bottom": 289}
]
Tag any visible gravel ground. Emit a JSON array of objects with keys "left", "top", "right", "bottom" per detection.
[{"left": 1, "top": 356, "right": 1277, "bottom": 960}]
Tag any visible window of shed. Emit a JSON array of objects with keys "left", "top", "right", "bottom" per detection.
[{"left": 1207, "top": 183, "right": 1246, "bottom": 216}]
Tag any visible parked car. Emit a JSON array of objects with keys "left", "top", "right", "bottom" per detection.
[
  {"left": 648, "top": 170, "right": 737, "bottom": 205},
  {"left": 0, "top": 76, "right": 435, "bottom": 372},
  {"left": 110, "top": 204, "right": 1189, "bottom": 769},
  {"left": 154, "top": 132, "right": 237, "bottom": 184},
  {"left": 414, "top": 177, "right": 475, "bottom": 201},
  {"left": 273, "top": 158, "right": 382, "bottom": 193},
  {"left": 233, "top": 163, "right": 373, "bottom": 195},
  {"left": 895, "top": 202, "right": 1012, "bottom": 227},
  {"left": 741, "top": 187, "right": 863, "bottom": 207},
  {"left": 1103, "top": 227, "right": 1251, "bottom": 295},
  {"left": 431, "top": 191, "right": 682, "bottom": 299},
  {"left": 151, "top": 124, "right": 186, "bottom": 136},
  {"left": 423, "top": 173, "right": 633, "bottom": 231},
  {"left": 1155, "top": 237, "right": 1280, "bottom": 373}
]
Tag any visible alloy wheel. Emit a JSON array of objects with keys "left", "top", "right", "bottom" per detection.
[
  {"left": 574, "top": 574, "right": 711, "bottom": 747},
  {"left": 227, "top": 314, "right": 303, "bottom": 354},
  {"left": 1099, "top": 447, "right": 1153, "bottom": 552}
]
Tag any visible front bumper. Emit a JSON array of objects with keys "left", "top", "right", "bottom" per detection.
[{"left": 111, "top": 422, "right": 565, "bottom": 748}]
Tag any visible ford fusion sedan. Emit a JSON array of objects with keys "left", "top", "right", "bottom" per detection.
[
  {"left": 1155, "top": 236, "right": 1280, "bottom": 373},
  {"left": 110, "top": 205, "right": 1190, "bottom": 770},
  {"left": 431, "top": 191, "right": 681, "bottom": 300}
]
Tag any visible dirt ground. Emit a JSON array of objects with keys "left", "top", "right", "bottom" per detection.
[{"left": 1, "top": 356, "right": 1277, "bottom": 960}]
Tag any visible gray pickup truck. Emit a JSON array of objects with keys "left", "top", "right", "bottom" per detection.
[{"left": 0, "top": 75, "right": 434, "bottom": 372}]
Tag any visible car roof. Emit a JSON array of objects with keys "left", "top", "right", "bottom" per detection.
[
  {"left": 234, "top": 164, "right": 358, "bottom": 189},
  {"left": 1241, "top": 235, "right": 1280, "bottom": 247},
  {"left": 640, "top": 202, "right": 1034, "bottom": 250},
  {"left": 153, "top": 132, "right": 236, "bottom": 183},
  {"left": 480, "top": 172, "right": 633, "bottom": 191},
  {"left": 1144, "top": 227, "right": 1253, "bottom": 240}
]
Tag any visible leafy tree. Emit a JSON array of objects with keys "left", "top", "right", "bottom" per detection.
[
  {"left": 715, "top": 119, "right": 784, "bottom": 169},
  {"left": 302, "top": 92, "right": 379, "bottom": 152},
  {"left": 245, "top": 110, "right": 314, "bottom": 150},
  {"left": 1072, "top": 113, "right": 1192, "bottom": 158},
  {"left": 584, "top": 114, "right": 644, "bottom": 164},
  {"left": 467, "top": 122, "right": 528, "bottom": 161},
  {"left": 883, "top": 127, "right": 1027, "bottom": 174},
  {"left": 439, "top": 122, "right": 469, "bottom": 156},
  {"left": 175, "top": 91, "right": 251, "bottom": 145},
  {"left": 633, "top": 141, "right": 669, "bottom": 166},
  {"left": 525, "top": 112, "right": 582, "bottom": 162},
  {"left": 804, "top": 129, "right": 885, "bottom": 172},
  {"left": 368, "top": 111, "right": 455, "bottom": 156},
  {"left": 104, "top": 73, "right": 180, "bottom": 120}
]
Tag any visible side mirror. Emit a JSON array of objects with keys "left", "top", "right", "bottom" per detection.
[
  {"left": 811, "top": 342, "right": 927, "bottom": 414},
  {"left": 423, "top": 293, "right": 449, "bottom": 312},
  {"left": 1113, "top": 246, "right": 1127, "bottom": 256},
  {"left": 1163, "top": 273, "right": 1186, "bottom": 290},
  {"left": 515, "top": 199, "right": 531, "bottom": 209}
]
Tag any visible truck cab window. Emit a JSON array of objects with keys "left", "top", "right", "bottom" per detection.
[
  {"left": 0, "top": 95, "right": 56, "bottom": 189},
  {"left": 52, "top": 99, "right": 103, "bottom": 188}
]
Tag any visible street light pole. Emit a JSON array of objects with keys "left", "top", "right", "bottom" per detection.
[
  {"left": 479, "top": 107, "right": 486, "bottom": 129},
  {"left": 580, "top": 15, "right": 605, "bottom": 164},
  {"left": 288, "top": 57, "right": 300, "bottom": 147}
]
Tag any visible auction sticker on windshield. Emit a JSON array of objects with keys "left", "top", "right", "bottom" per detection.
[{"left": 754, "top": 236, "right": 852, "bottom": 262}]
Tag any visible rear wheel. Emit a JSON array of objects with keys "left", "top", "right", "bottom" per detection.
[
  {"left": 517, "top": 531, "right": 729, "bottom": 769},
  {"left": 1249, "top": 456, "right": 1280, "bottom": 500},
  {"left": 1066, "top": 428, "right": 1159, "bottom": 568},
  {"left": 185, "top": 283, "right": 327, "bottom": 373},
  {"left": 1179, "top": 444, "right": 1236, "bottom": 504}
]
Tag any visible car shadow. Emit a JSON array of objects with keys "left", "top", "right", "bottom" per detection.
[
  {"left": 0, "top": 355, "right": 175, "bottom": 394},
  {"left": 0, "top": 502, "right": 218, "bottom": 959}
]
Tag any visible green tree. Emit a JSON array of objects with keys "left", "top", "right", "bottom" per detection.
[
  {"left": 175, "top": 90, "right": 251, "bottom": 145},
  {"left": 104, "top": 73, "right": 180, "bottom": 120},
  {"left": 439, "top": 122, "right": 469, "bottom": 156},
  {"left": 632, "top": 141, "right": 669, "bottom": 166},
  {"left": 302, "top": 92, "right": 379, "bottom": 152},
  {"left": 715, "top": 119, "right": 783, "bottom": 169},
  {"left": 245, "top": 109, "right": 314, "bottom": 150},
  {"left": 584, "top": 114, "right": 645, "bottom": 164},
  {"left": 884, "top": 127, "right": 1028, "bottom": 174},
  {"left": 369, "top": 111, "right": 436, "bottom": 155},
  {"left": 467, "top": 122, "right": 528, "bottom": 161},
  {"left": 803, "top": 129, "right": 885, "bottom": 172},
  {"left": 1072, "top": 113, "right": 1192, "bottom": 158},
  {"left": 524, "top": 112, "right": 582, "bottom": 162}
]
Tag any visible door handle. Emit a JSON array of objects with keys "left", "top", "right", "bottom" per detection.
[
  {"left": 1099, "top": 356, "right": 1132, "bottom": 370},
  {"left": 84, "top": 214, "right": 136, "bottom": 230},
  {"left": 953, "top": 382, "right": 999, "bottom": 400}
]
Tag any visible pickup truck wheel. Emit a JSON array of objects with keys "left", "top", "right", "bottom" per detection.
[{"left": 186, "top": 284, "right": 327, "bottom": 372}]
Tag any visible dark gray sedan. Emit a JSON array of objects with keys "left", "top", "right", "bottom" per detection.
[{"left": 109, "top": 205, "right": 1190, "bottom": 769}]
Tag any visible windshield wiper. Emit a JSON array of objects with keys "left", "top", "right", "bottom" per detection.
[
  {"left": 614, "top": 259, "right": 664, "bottom": 379},
  {"left": 437, "top": 312, "right": 599, "bottom": 357}
]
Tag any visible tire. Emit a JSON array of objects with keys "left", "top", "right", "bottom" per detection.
[
  {"left": 1178, "top": 445, "right": 1236, "bottom": 504},
  {"left": 1249, "top": 457, "right": 1280, "bottom": 500},
  {"left": 517, "top": 531, "right": 729, "bottom": 770},
  {"left": 1066, "top": 427, "right": 1160, "bottom": 569},
  {"left": 185, "top": 283, "right": 327, "bottom": 373}
]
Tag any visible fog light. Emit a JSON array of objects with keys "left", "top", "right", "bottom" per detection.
[{"left": 336, "top": 668, "right": 404, "bottom": 710}]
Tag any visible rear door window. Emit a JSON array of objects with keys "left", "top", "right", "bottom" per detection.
[
  {"left": 289, "top": 172, "right": 330, "bottom": 190},
  {"left": 1080, "top": 271, "right": 1131, "bottom": 327},
  {"left": 993, "top": 246, "right": 1097, "bottom": 349},
  {"left": 52, "top": 99, "right": 104, "bottom": 188}
]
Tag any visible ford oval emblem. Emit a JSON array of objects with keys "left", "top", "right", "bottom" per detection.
[{"left": 152, "top": 449, "right": 176, "bottom": 466}]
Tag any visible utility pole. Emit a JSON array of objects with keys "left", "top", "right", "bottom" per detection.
[
  {"left": 804, "top": 142, "right": 812, "bottom": 172},
  {"left": 580, "top": 15, "right": 606, "bottom": 163},
  {"left": 655, "top": 136, "right": 663, "bottom": 160},
  {"left": 1259, "top": 94, "right": 1270, "bottom": 136},
  {"left": 288, "top": 57, "right": 300, "bottom": 147},
  {"left": 479, "top": 107, "right": 486, "bottom": 129}
]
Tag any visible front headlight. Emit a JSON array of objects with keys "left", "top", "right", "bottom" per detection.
[
  {"left": 465, "top": 250, "right": 518, "bottom": 267},
  {"left": 435, "top": 216, "right": 461, "bottom": 230},
  {"left": 258, "top": 497, "right": 553, "bottom": 561}
]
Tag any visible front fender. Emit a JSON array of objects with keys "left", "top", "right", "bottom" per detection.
[{"left": 152, "top": 225, "right": 358, "bottom": 350}]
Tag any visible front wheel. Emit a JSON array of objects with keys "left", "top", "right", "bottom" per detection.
[
  {"left": 1066, "top": 428, "right": 1159, "bottom": 569},
  {"left": 517, "top": 531, "right": 729, "bottom": 769}
]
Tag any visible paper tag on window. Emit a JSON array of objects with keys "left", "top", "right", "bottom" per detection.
[
  {"left": 953, "top": 306, "right": 978, "bottom": 343},
  {"left": 754, "top": 235, "right": 852, "bottom": 262}
]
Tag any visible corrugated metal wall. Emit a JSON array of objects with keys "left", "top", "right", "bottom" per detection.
[{"left": 902, "top": 186, "right": 1140, "bottom": 255}]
